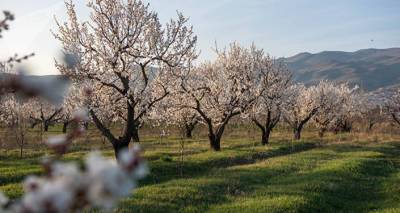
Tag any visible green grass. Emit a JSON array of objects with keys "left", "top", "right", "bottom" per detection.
[{"left": 1, "top": 127, "right": 400, "bottom": 212}]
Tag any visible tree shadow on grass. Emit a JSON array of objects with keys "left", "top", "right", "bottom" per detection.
[
  {"left": 295, "top": 156, "right": 397, "bottom": 212},
  {"left": 120, "top": 142, "right": 400, "bottom": 213},
  {"left": 210, "top": 143, "right": 400, "bottom": 213},
  {"left": 142, "top": 142, "right": 317, "bottom": 185},
  {"left": 112, "top": 142, "right": 318, "bottom": 212}
]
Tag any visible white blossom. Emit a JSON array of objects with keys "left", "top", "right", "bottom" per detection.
[
  {"left": 46, "top": 135, "right": 68, "bottom": 147},
  {"left": 86, "top": 152, "right": 135, "bottom": 210},
  {"left": 21, "top": 178, "right": 74, "bottom": 212}
]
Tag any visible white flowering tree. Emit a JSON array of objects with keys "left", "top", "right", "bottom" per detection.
[
  {"left": 312, "top": 82, "right": 355, "bottom": 137},
  {"left": 179, "top": 109, "right": 201, "bottom": 138},
  {"left": 149, "top": 90, "right": 201, "bottom": 138},
  {"left": 282, "top": 83, "right": 323, "bottom": 140},
  {"left": 176, "top": 43, "right": 266, "bottom": 151},
  {"left": 249, "top": 59, "right": 292, "bottom": 145},
  {"left": 359, "top": 93, "right": 384, "bottom": 132},
  {"left": 385, "top": 89, "right": 400, "bottom": 126},
  {"left": 59, "top": 84, "right": 87, "bottom": 133},
  {"left": 328, "top": 89, "right": 361, "bottom": 134},
  {"left": 28, "top": 99, "right": 63, "bottom": 131},
  {"left": 54, "top": 0, "right": 197, "bottom": 158},
  {"left": 0, "top": 95, "right": 32, "bottom": 157}
]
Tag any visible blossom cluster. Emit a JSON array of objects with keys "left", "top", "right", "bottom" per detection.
[{"left": 0, "top": 146, "right": 147, "bottom": 212}]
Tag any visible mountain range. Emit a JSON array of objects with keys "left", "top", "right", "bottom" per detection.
[
  {"left": 282, "top": 48, "right": 400, "bottom": 91},
  {"left": 2, "top": 48, "right": 399, "bottom": 93}
]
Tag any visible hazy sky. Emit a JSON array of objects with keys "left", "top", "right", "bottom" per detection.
[{"left": 1, "top": 0, "right": 399, "bottom": 75}]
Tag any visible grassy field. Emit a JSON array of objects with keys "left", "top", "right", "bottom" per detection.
[{"left": 1, "top": 125, "right": 400, "bottom": 212}]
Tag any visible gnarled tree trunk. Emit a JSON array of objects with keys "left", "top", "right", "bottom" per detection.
[
  {"left": 44, "top": 121, "right": 50, "bottom": 132},
  {"left": 184, "top": 122, "right": 197, "bottom": 139},
  {"left": 131, "top": 120, "right": 141, "bottom": 142},
  {"left": 290, "top": 110, "right": 317, "bottom": 141},
  {"left": 367, "top": 122, "right": 375, "bottom": 133},
  {"left": 62, "top": 121, "right": 69, "bottom": 133},
  {"left": 293, "top": 122, "right": 307, "bottom": 140},
  {"left": 131, "top": 127, "right": 140, "bottom": 142},
  {"left": 253, "top": 110, "right": 280, "bottom": 146},
  {"left": 318, "top": 128, "right": 326, "bottom": 138},
  {"left": 185, "top": 126, "right": 193, "bottom": 138},
  {"left": 112, "top": 140, "right": 130, "bottom": 160},
  {"left": 208, "top": 133, "right": 221, "bottom": 151},
  {"left": 261, "top": 128, "right": 271, "bottom": 145},
  {"left": 294, "top": 128, "right": 302, "bottom": 140},
  {"left": 90, "top": 101, "right": 135, "bottom": 160},
  {"left": 207, "top": 124, "right": 226, "bottom": 151}
]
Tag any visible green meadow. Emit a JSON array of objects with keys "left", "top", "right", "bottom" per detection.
[{"left": 1, "top": 126, "right": 400, "bottom": 212}]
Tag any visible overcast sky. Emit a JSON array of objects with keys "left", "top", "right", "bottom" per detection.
[{"left": 1, "top": 0, "right": 399, "bottom": 75}]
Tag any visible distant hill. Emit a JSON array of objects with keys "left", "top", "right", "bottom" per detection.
[
  {"left": 283, "top": 48, "right": 400, "bottom": 91},
  {"left": 3, "top": 48, "right": 400, "bottom": 92}
]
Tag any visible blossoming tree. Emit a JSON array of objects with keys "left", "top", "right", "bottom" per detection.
[
  {"left": 28, "top": 99, "right": 63, "bottom": 131},
  {"left": 385, "top": 89, "right": 400, "bottom": 126},
  {"left": 282, "top": 83, "right": 323, "bottom": 140},
  {"left": 54, "top": 0, "right": 197, "bottom": 158},
  {"left": 0, "top": 95, "right": 32, "bottom": 157},
  {"left": 248, "top": 59, "right": 292, "bottom": 145},
  {"left": 176, "top": 43, "right": 267, "bottom": 151},
  {"left": 329, "top": 89, "right": 361, "bottom": 134},
  {"left": 359, "top": 93, "right": 384, "bottom": 132},
  {"left": 312, "top": 82, "right": 355, "bottom": 137}
]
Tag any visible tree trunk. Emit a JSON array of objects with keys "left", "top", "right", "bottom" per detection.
[
  {"left": 338, "top": 120, "right": 352, "bottom": 133},
  {"left": 294, "top": 128, "right": 302, "bottom": 140},
  {"left": 83, "top": 122, "right": 89, "bottom": 130},
  {"left": 261, "top": 128, "right": 271, "bottom": 145},
  {"left": 30, "top": 122, "right": 38, "bottom": 129},
  {"left": 197, "top": 108, "right": 233, "bottom": 152},
  {"left": 89, "top": 101, "right": 136, "bottom": 161},
  {"left": 44, "top": 122, "right": 49, "bottom": 132},
  {"left": 184, "top": 124, "right": 195, "bottom": 138},
  {"left": 113, "top": 141, "right": 130, "bottom": 161},
  {"left": 367, "top": 122, "right": 374, "bottom": 133},
  {"left": 318, "top": 128, "right": 326, "bottom": 138},
  {"left": 131, "top": 126, "right": 140, "bottom": 142},
  {"left": 20, "top": 144, "right": 23, "bottom": 158},
  {"left": 185, "top": 128, "right": 193, "bottom": 138},
  {"left": 208, "top": 124, "right": 225, "bottom": 151},
  {"left": 209, "top": 134, "right": 221, "bottom": 151},
  {"left": 19, "top": 133, "right": 24, "bottom": 158},
  {"left": 62, "top": 122, "right": 69, "bottom": 133},
  {"left": 89, "top": 113, "right": 129, "bottom": 161}
]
